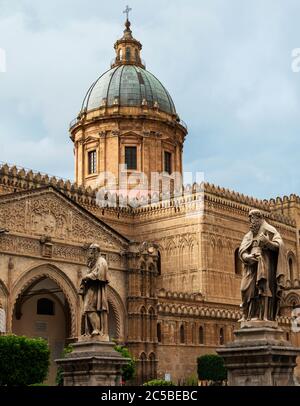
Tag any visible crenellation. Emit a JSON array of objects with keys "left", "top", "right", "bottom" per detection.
[{"left": 0, "top": 162, "right": 298, "bottom": 231}]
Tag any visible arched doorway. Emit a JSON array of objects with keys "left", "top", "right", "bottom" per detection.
[{"left": 12, "top": 276, "right": 72, "bottom": 385}]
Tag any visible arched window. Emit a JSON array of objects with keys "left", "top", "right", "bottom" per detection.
[
  {"left": 157, "top": 251, "right": 161, "bottom": 276},
  {"left": 140, "top": 352, "right": 147, "bottom": 383},
  {"left": 289, "top": 257, "right": 294, "bottom": 282},
  {"left": 135, "top": 49, "right": 139, "bottom": 62},
  {"left": 149, "top": 264, "right": 155, "bottom": 297},
  {"left": 234, "top": 248, "right": 243, "bottom": 275},
  {"left": 219, "top": 327, "right": 224, "bottom": 345},
  {"left": 149, "top": 307, "right": 155, "bottom": 340},
  {"left": 191, "top": 323, "right": 195, "bottom": 344},
  {"left": 141, "top": 307, "right": 147, "bottom": 341},
  {"left": 118, "top": 48, "right": 123, "bottom": 60},
  {"left": 126, "top": 47, "right": 131, "bottom": 61},
  {"left": 157, "top": 323, "right": 162, "bottom": 343},
  {"left": 140, "top": 262, "right": 146, "bottom": 296},
  {"left": 199, "top": 326, "right": 204, "bottom": 345},
  {"left": 37, "top": 298, "right": 54, "bottom": 315},
  {"left": 180, "top": 324, "right": 185, "bottom": 344},
  {"left": 149, "top": 352, "right": 156, "bottom": 380}
]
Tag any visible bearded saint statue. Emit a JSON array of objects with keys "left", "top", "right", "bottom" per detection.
[
  {"left": 238, "top": 209, "right": 286, "bottom": 322},
  {"left": 79, "top": 243, "right": 109, "bottom": 338}
]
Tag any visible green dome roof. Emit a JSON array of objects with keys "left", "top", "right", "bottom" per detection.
[{"left": 81, "top": 65, "right": 176, "bottom": 115}]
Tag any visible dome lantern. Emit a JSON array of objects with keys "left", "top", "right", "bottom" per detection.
[{"left": 112, "top": 9, "right": 145, "bottom": 69}]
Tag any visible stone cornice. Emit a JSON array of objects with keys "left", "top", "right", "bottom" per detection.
[{"left": 70, "top": 107, "right": 187, "bottom": 138}]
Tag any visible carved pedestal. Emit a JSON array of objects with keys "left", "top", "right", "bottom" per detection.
[
  {"left": 217, "top": 321, "right": 300, "bottom": 386},
  {"left": 56, "top": 339, "right": 129, "bottom": 386}
]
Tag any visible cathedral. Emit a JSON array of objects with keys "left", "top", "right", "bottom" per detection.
[{"left": 0, "top": 16, "right": 300, "bottom": 385}]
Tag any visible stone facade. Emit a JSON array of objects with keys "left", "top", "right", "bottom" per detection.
[
  {"left": 0, "top": 18, "right": 300, "bottom": 385},
  {"left": 0, "top": 166, "right": 299, "bottom": 384}
]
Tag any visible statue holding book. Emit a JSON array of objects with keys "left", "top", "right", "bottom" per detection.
[
  {"left": 239, "top": 209, "right": 286, "bottom": 321},
  {"left": 79, "top": 243, "right": 109, "bottom": 338}
]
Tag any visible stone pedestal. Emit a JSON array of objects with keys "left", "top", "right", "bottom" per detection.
[
  {"left": 56, "top": 338, "right": 129, "bottom": 386},
  {"left": 217, "top": 321, "right": 300, "bottom": 386}
]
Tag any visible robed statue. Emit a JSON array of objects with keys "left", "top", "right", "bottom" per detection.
[
  {"left": 239, "top": 209, "right": 286, "bottom": 321},
  {"left": 79, "top": 243, "right": 109, "bottom": 338}
]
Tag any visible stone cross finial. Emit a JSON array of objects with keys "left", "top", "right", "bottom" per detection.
[{"left": 123, "top": 5, "right": 132, "bottom": 21}]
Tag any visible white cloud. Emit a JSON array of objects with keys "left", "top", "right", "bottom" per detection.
[{"left": 0, "top": 0, "right": 300, "bottom": 197}]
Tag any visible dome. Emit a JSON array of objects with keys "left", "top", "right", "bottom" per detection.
[{"left": 81, "top": 65, "right": 176, "bottom": 116}]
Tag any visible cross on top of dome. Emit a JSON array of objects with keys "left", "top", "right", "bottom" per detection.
[
  {"left": 123, "top": 5, "right": 133, "bottom": 34},
  {"left": 112, "top": 6, "right": 145, "bottom": 69},
  {"left": 123, "top": 5, "right": 132, "bottom": 21}
]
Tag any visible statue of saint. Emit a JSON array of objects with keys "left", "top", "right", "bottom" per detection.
[
  {"left": 239, "top": 209, "right": 286, "bottom": 321},
  {"left": 79, "top": 243, "right": 109, "bottom": 338}
]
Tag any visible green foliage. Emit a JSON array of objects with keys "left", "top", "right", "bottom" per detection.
[
  {"left": 114, "top": 345, "right": 136, "bottom": 382},
  {"left": 0, "top": 335, "right": 50, "bottom": 386},
  {"left": 143, "top": 379, "right": 176, "bottom": 386},
  {"left": 56, "top": 344, "right": 73, "bottom": 386},
  {"left": 197, "top": 354, "right": 227, "bottom": 383},
  {"left": 181, "top": 374, "right": 198, "bottom": 386}
]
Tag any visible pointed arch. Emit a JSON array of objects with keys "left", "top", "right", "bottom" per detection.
[
  {"left": 107, "top": 285, "right": 127, "bottom": 341},
  {"left": 287, "top": 252, "right": 297, "bottom": 283},
  {"left": 0, "top": 279, "right": 8, "bottom": 298},
  {"left": 140, "top": 306, "right": 147, "bottom": 341},
  {"left": 10, "top": 263, "right": 79, "bottom": 337},
  {"left": 219, "top": 327, "right": 224, "bottom": 345},
  {"left": 180, "top": 324, "right": 185, "bottom": 344},
  {"left": 199, "top": 325, "right": 204, "bottom": 345},
  {"left": 140, "top": 261, "right": 146, "bottom": 297},
  {"left": 285, "top": 292, "right": 300, "bottom": 308},
  {"left": 157, "top": 250, "right": 161, "bottom": 275},
  {"left": 149, "top": 352, "right": 157, "bottom": 380},
  {"left": 140, "top": 352, "right": 148, "bottom": 383},
  {"left": 157, "top": 322, "right": 162, "bottom": 343}
]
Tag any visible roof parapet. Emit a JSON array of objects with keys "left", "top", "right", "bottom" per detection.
[{"left": 0, "top": 163, "right": 297, "bottom": 226}]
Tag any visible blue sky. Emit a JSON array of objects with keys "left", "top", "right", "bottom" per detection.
[{"left": 0, "top": 0, "right": 300, "bottom": 199}]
